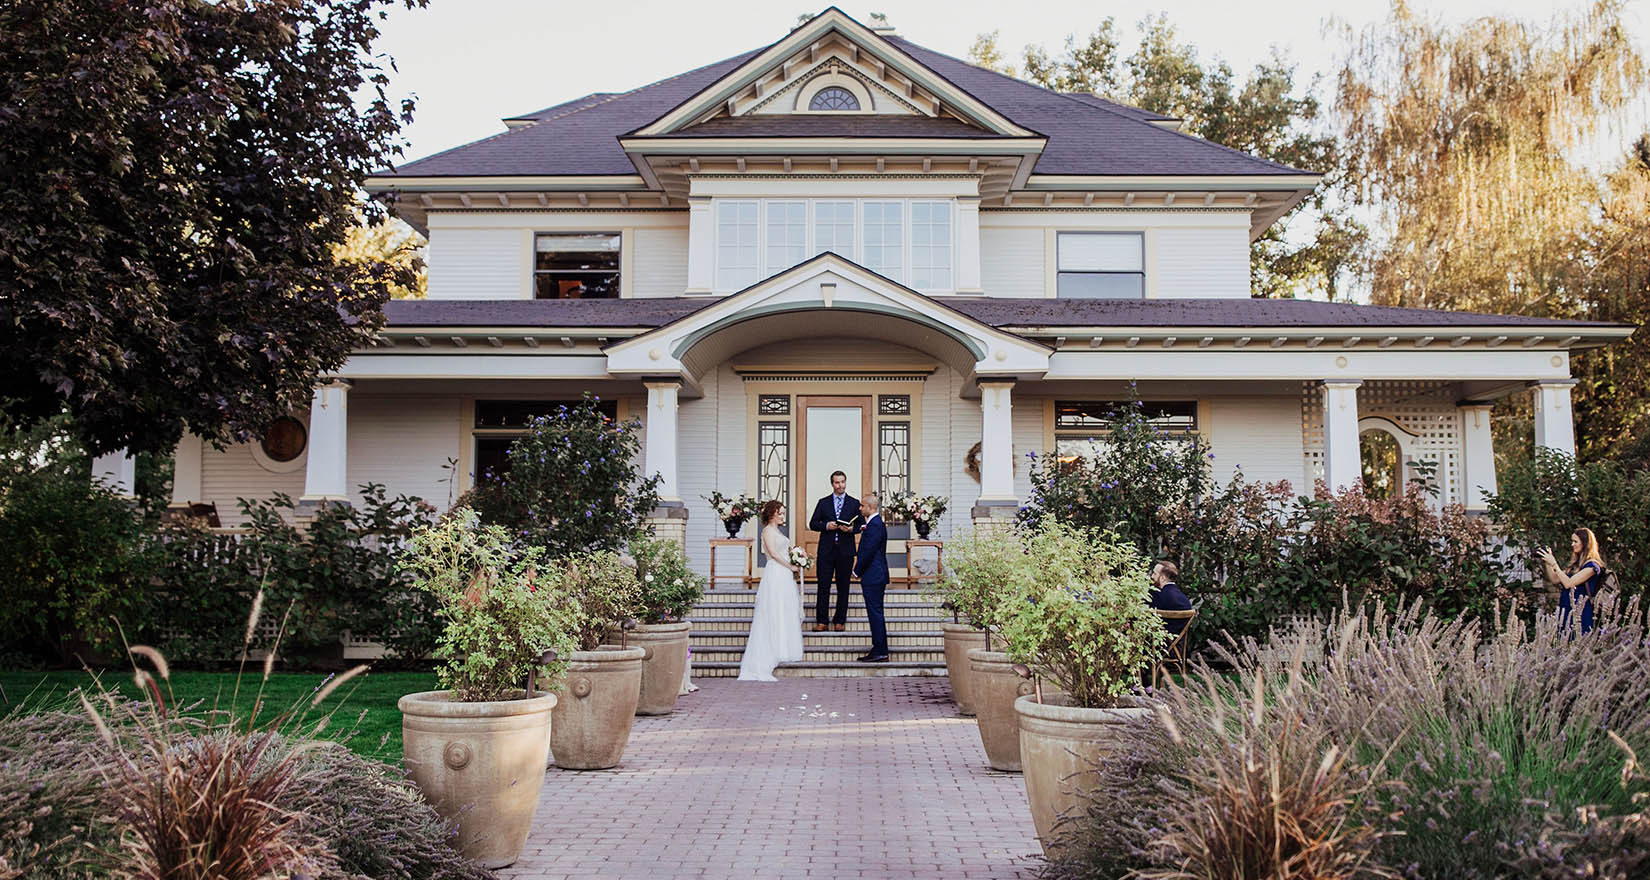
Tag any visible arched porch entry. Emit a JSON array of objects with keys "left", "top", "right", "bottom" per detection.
[{"left": 603, "top": 254, "right": 1049, "bottom": 554}]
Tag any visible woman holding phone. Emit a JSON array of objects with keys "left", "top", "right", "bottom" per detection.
[{"left": 1539, "top": 527, "right": 1606, "bottom": 634}]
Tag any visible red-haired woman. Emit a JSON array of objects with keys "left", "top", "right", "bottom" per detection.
[
  {"left": 1540, "top": 527, "right": 1606, "bottom": 634},
  {"left": 737, "top": 500, "right": 805, "bottom": 681}
]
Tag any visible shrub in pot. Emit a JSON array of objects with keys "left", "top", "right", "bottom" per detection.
[
  {"left": 999, "top": 521, "right": 1169, "bottom": 857},
  {"left": 608, "top": 533, "right": 705, "bottom": 716},
  {"left": 948, "top": 527, "right": 1035, "bottom": 770},
  {"left": 938, "top": 526, "right": 1024, "bottom": 716},
  {"left": 396, "top": 509, "right": 578, "bottom": 868},
  {"left": 550, "top": 550, "right": 646, "bottom": 769}
]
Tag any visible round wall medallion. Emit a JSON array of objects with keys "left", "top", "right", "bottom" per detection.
[
  {"left": 1551, "top": 355, "right": 1564, "bottom": 368},
  {"left": 443, "top": 741, "right": 472, "bottom": 770},
  {"left": 260, "top": 416, "right": 307, "bottom": 463},
  {"left": 1335, "top": 355, "right": 1349, "bottom": 369}
]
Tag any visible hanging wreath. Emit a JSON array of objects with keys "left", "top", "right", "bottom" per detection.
[{"left": 964, "top": 441, "right": 982, "bottom": 482}]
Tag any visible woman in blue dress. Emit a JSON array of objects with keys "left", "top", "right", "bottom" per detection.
[{"left": 1539, "top": 527, "right": 1605, "bottom": 633}]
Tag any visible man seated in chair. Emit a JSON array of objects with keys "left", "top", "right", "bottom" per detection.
[{"left": 1149, "top": 560, "right": 1192, "bottom": 635}]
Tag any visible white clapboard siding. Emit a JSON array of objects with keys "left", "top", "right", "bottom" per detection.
[
  {"left": 1152, "top": 227, "right": 1250, "bottom": 299},
  {"left": 631, "top": 225, "right": 690, "bottom": 298},
  {"left": 1012, "top": 394, "right": 1043, "bottom": 501},
  {"left": 920, "top": 368, "right": 952, "bottom": 520},
  {"left": 945, "top": 368, "right": 983, "bottom": 539},
  {"left": 678, "top": 372, "right": 720, "bottom": 574},
  {"left": 979, "top": 227, "right": 1045, "bottom": 298},
  {"left": 346, "top": 396, "right": 464, "bottom": 512},
  {"left": 1207, "top": 396, "right": 1306, "bottom": 490},
  {"left": 200, "top": 443, "right": 308, "bottom": 527},
  {"left": 426, "top": 228, "right": 524, "bottom": 300},
  {"left": 715, "top": 364, "right": 748, "bottom": 512}
]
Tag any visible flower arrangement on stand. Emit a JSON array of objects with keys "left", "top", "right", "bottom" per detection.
[
  {"left": 886, "top": 490, "right": 950, "bottom": 538},
  {"left": 705, "top": 490, "right": 758, "bottom": 538}
]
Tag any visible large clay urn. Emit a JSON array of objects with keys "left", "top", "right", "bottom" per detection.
[
  {"left": 967, "top": 648, "right": 1034, "bottom": 772},
  {"left": 399, "top": 689, "right": 556, "bottom": 868},
  {"left": 550, "top": 646, "right": 645, "bottom": 770},
  {"left": 940, "top": 623, "right": 989, "bottom": 716},
  {"left": 1015, "top": 694, "right": 1154, "bottom": 858},
  {"left": 607, "top": 621, "right": 691, "bottom": 716}
]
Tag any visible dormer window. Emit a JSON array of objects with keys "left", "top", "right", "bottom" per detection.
[{"left": 808, "top": 87, "right": 860, "bottom": 111}]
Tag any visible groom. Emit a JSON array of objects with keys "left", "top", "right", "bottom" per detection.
[{"left": 853, "top": 493, "right": 890, "bottom": 663}]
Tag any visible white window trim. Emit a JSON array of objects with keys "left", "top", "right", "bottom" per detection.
[
  {"left": 1055, "top": 230, "right": 1146, "bottom": 299},
  {"left": 712, "top": 198, "right": 954, "bottom": 294}
]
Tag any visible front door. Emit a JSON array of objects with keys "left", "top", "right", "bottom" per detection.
[{"left": 796, "top": 395, "right": 873, "bottom": 570}]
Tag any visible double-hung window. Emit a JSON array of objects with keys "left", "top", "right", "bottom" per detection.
[
  {"left": 862, "top": 201, "right": 904, "bottom": 281},
  {"left": 1053, "top": 400, "right": 1197, "bottom": 461},
  {"left": 765, "top": 201, "right": 806, "bottom": 274},
  {"left": 717, "top": 201, "right": 760, "bottom": 290},
  {"left": 1056, "top": 232, "right": 1144, "bottom": 299},
  {"left": 910, "top": 201, "right": 952, "bottom": 290},
  {"left": 533, "top": 233, "right": 620, "bottom": 299},
  {"left": 813, "top": 201, "right": 855, "bottom": 259}
]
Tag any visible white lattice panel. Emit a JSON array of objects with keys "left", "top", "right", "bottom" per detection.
[{"left": 1301, "top": 381, "right": 1463, "bottom": 505}]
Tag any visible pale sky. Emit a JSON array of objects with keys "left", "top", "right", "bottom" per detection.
[{"left": 369, "top": 0, "right": 1650, "bottom": 164}]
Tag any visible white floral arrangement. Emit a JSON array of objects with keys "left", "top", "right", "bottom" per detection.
[
  {"left": 705, "top": 490, "right": 758, "bottom": 523},
  {"left": 883, "top": 489, "right": 918, "bottom": 522},
  {"left": 788, "top": 546, "right": 812, "bottom": 570},
  {"left": 908, "top": 494, "right": 949, "bottom": 528}
]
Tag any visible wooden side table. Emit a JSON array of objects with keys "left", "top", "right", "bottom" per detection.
[
  {"left": 709, "top": 538, "right": 755, "bottom": 589},
  {"left": 906, "top": 539, "right": 944, "bottom": 587}
]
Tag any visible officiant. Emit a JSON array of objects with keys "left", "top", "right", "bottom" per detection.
[{"left": 808, "top": 470, "right": 860, "bottom": 632}]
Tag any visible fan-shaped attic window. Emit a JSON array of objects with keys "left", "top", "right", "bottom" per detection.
[{"left": 809, "top": 87, "right": 861, "bottom": 111}]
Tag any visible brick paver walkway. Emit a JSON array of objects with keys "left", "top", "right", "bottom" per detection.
[{"left": 500, "top": 678, "right": 1042, "bottom": 880}]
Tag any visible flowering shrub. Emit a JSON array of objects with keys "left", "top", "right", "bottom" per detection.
[
  {"left": 1017, "top": 397, "right": 1212, "bottom": 558},
  {"left": 705, "top": 490, "right": 758, "bottom": 525},
  {"left": 628, "top": 533, "right": 703, "bottom": 624},
  {"left": 468, "top": 395, "right": 660, "bottom": 559},
  {"left": 996, "top": 522, "right": 1168, "bottom": 707},
  {"left": 935, "top": 526, "right": 1031, "bottom": 632},
  {"left": 553, "top": 550, "right": 643, "bottom": 651},
  {"left": 400, "top": 510, "right": 577, "bottom": 702}
]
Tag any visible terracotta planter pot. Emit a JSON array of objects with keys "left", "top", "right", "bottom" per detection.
[
  {"left": 607, "top": 621, "right": 691, "bottom": 716},
  {"left": 940, "top": 623, "right": 989, "bottom": 716},
  {"left": 398, "top": 689, "right": 556, "bottom": 868},
  {"left": 550, "top": 646, "right": 645, "bottom": 770},
  {"left": 1015, "top": 694, "right": 1154, "bottom": 858},
  {"left": 967, "top": 648, "right": 1035, "bottom": 772}
]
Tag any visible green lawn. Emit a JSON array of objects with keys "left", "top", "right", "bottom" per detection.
[{"left": 0, "top": 668, "right": 438, "bottom": 763}]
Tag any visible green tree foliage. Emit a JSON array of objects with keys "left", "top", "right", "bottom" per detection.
[
  {"left": 969, "top": 20, "right": 1360, "bottom": 298},
  {"left": 0, "top": 0, "right": 426, "bottom": 456},
  {"left": 1489, "top": 447, "right": 1650, "bottom": 595},
  {"left": 468, "top": 396, "right": 662, "bottom": 560},
  {"left": 334, "top": 216, "right": 427, "bottom": 300}
]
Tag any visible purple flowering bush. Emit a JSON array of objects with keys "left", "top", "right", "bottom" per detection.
[{"left": 468, "top": 394, "right": 661, "bottom": 560}]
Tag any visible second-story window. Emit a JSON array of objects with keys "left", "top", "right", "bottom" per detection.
[
  {"left": 910, "top": 201, "right": 952, "bottom": 290},
  {"left": 1057, "top": 232, "right": 1144, "bottom": 299},
  {"left": 862, "top": 200, "right": 903, "bottom": 281},
  {"left": 765, "top": 200, "right": 806, "bottom": 274},
  {"left": 717, "top": 200, "right": 759, "bottom": 290},
  {"left": 534, "top": 233, "right": 619, "bottom": 299},
  {"left": 814, "top": 201, "right": 855, "bottom": 259}
]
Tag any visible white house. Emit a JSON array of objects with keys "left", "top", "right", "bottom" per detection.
[{"left": 130, "top": 8, "right": 1628, "bottom": 586}]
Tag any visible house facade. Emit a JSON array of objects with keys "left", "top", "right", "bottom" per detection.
[{"left": 121, "top": 9, "right": 1629, "bottom": 578}]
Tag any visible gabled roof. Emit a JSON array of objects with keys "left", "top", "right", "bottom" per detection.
[{"left": 381, "top": 17, "right": 1308, "bottom": 180}]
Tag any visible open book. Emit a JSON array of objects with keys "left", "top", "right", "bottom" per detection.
[{"left": 835, "top": 514, "right": 861, "bottom": 528}]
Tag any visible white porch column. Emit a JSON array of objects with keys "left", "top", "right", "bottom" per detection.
[
  {"left": 1458, "top": 403, "right": 1497, "bottom": 510},
  {"left": 977, "top": 380, "right": 1016, "bottom": 502},
  {"left": 92, "top": 449, "right": 137, "bottom": 498},
  {"left": 955, "top": 197, "right": 982, "bottom": 293},
  {"left": 1532, "top": 380, "right": 1577, "bottom": 458},
  {"left": 169, "top": 434, "right": 204, "bottom": 509},
  {"left": 685, "top": 197, "right": 713, "bottom": 293},
  {"left": 300, "top": 379, "right": 351, "bottom": 505},
  {"left": 1321, "top": 380, "right": 1363, "bottom": 491},
  {"left": 644, "top": 379, "right": 682, "bottom": 503}
]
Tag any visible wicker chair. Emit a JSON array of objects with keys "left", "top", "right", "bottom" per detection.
[{"left": 1151, "top": 608, "right": 1199, "bottom": 689}]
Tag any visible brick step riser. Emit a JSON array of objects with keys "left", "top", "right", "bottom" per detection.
[
  {"left": 690, "top": 605, "right": 941, "bottom": 620},
  {"left": 698, "top": 592, "right": 942, "bottom": 606},
  {"left": 691, "top": 635, "right": 943, "bottom": 649},
  {"left": 692, "top": 662, "right": 948, "bottom": 679},
  {"left": 690, "top": 620, "right": 947, "bottom": 633},
  {"left": 692, "top": 651, "right": 947, "bottom": 664}
]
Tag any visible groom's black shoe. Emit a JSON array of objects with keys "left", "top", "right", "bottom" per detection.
[{"left": 857, "top": 652, "right": 889, "bottom": 663}]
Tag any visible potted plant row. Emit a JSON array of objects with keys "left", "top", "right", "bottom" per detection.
[{"left": 934, "top": 527, "right": 1021, "bottom": 718}]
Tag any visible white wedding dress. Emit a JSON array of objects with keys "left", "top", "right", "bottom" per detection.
[{"left": 737, "top": 525, "right": 804, "bottom": 681}]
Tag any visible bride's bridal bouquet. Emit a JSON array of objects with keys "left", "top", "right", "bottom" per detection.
[{"left": 788, "top": 546, "right": 812, "bottom": 571}]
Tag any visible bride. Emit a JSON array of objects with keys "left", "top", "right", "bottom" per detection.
[{"left": 737, "top": 499, "right": 804, "bottom": 681}]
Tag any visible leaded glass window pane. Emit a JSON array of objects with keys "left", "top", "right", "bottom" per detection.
[
  {"left": 879, "top": 421, "right": 910, "bottom": 499},
  {"left": 758, "top": 395, "right": 790, "bottom": 415},
  {"left": 757, "top": 422, "right": 791, "bottom": 508},
  {"left": 877, "top": 395, "right": 910, "bottom": 415}
]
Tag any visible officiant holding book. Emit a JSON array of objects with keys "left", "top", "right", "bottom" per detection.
[{"left": 808, "top": 470, "right": 860, "bottom": 632}]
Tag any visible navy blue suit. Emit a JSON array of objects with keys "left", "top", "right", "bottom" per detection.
[
  {"left": 854, "top": 514, "right": 890, "bottom": 656},
  {"left": 809, "top": 493, "right": 859, "bottom": 625},
  {"left": 1149, "top": 582, "right": 1193, "bottom": 636}
]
